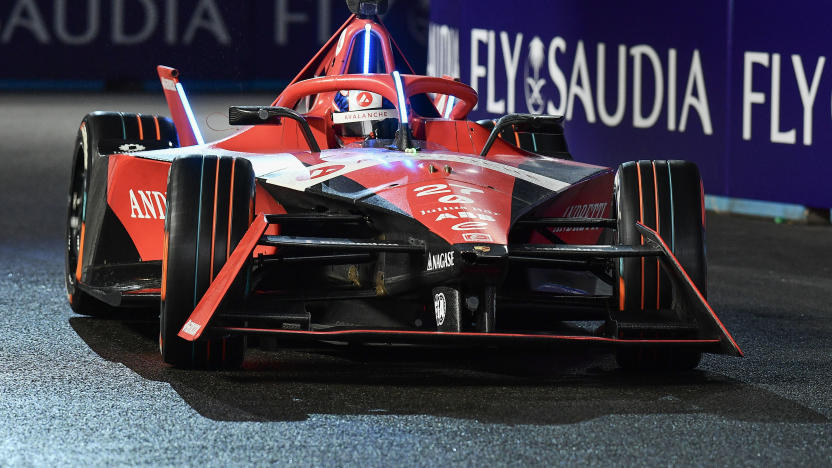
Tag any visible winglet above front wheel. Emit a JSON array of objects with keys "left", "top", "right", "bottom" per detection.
[
  {"left": 156, "top": 65, "right": 204, "bottom": 147},
  {"left": 636, "top": 222, "right": 743, "bottom": 357},
  {"left": 177, "top": 213, "right": 269, "bottom": 341}
]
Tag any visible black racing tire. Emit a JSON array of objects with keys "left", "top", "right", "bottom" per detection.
[
  {"left": 160, "top": 155, "right": 254, "bottom": 369},
  {"left": 65, "top": 131, "right": 103, "bottom": 316},
  {"left": 65, "top": 112, "right": 178, "bottom": 316},
  {"left": 614, "top": 160, "right": 706, "bottom": 371}
]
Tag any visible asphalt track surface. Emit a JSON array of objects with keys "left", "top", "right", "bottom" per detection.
[{"left": 1, "top": 93, "right": 831, "bottom": 466}]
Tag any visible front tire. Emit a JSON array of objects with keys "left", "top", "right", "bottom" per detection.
[
  {"left": 65, "top": 129, "right": 103, "bottom": 315},
  {"left": 613, "top": 160, "right": 706, "bottom": 371},
  {"left": 65, "top": 112, "right": 178, "bottom": 316},
  {"left": 160, "top": 155, "right": 254, "bottom": 369}
]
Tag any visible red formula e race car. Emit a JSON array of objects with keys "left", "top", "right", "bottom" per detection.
[{"left": 65, "top": 0, "right": 741, "bottom": 371}]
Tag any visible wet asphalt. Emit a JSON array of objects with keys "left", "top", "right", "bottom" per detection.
[{"left": 0, "top": 93, "right": 830, "bottom": 466}]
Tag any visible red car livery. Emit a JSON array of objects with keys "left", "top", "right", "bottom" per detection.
[{"left": 65, "top": 0, "right": 740, "bottom": 371}]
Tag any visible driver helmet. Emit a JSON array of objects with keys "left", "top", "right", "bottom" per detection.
[{"left": 332, "top": 90, "right": 398, "bottom": 141}]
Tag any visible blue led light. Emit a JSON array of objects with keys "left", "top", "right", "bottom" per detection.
[
  {"left": 176, "top": 82, "right": 204, "bottom": 145},
  {"left": 374, "top": 154, "right": 392, "bottom": 168},
  {"left": 443, "top": 95, "right": 456, "bottom": 119},
  {"left": 392, "top": 71, "right": 408, "bottom": 123},
  {"left": 363, "top": 24, "right": 372, "bottom": 74}
]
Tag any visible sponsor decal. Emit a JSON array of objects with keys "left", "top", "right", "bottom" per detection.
[
  {"left": 181, "top": 320, "right": 201, "bottom": 336},
  {"left": 332, "top": 108, "right": 398, "bottom": 124},
  {"left": 434, "top": 292, "right": 446, "bottom": 326},
  {"left": 426, "top": 251, "right": 455, "bottom": 271},
  {"left": 555, "top": 202, "right": 608, "bottom": 231},
  {"left": 0, "top": 0, "right": 233, "bottom": 46},
  {"left": 414, "top": 183, "right": 485, "bottom": 204},
  {"left": 434, "top": 212, "right": 495, "bottom": 222},
  {"left": 414, "top": 183, "right": 503, "bottom": 235},
  {"left": 118, "top": 143, "right": 146, "bottom": 152},
  {"left": 462, "top": 232, "right": 494, "bottom": 242},
  {"left": 161, "top": 78, "right": 177, "bottom": 91},
  {"left": 414, "top": 182, "right": 484, "bottom": 199},
  {"left": 350, "top": 90, "right": 380, "bottom": 109},
  {"left": 308, "top": 164, "right": 345, "bottom": 179},
  {"left": 451, "top": 221, "right": 489, "bottom": 231},
  {"left": 420, "top": 206, "right": 500, "bottom": 217},
  {"left": 129, "top": 189, "right": 167, "bottom": 219},
  {"left": 357, "top": 92, "right": 373, "bottom": 107}
]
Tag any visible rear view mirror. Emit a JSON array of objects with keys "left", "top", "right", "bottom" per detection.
[
  {"left": 228, "top": 106, "right": 321, "bottom": 153},
  {"left": 228, "top": 106, "right": 285, "bottom": 126}
]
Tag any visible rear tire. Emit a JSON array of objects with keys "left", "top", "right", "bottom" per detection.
[
  {"left": 160, "top": 155, "right": 254, "bottom": 369},
  {"left": 613, "top": 160, "right": 706, "bottom": 371}
]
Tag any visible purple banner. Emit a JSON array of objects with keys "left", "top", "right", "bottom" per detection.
[
  {"left": 0, "top": 0, "right": 428, "bottom": 86},
  {"left": 429, "top": 0, "right": 832, "bottom": 208}
]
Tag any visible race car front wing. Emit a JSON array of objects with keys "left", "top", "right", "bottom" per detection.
[{"left": 176, "top": 213, "right": 742, "bottom": 357}]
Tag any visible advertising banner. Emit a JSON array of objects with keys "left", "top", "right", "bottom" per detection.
[
  {"left": 0, "top": 0, "right": 429, "bottom": 88},
  {"left": 429, "top": 0, "right": 832, "bottom": 208}
]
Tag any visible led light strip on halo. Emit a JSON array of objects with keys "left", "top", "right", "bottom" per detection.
[
  {"left": 363, "top": 24, "right": 372, "bottom": 74},
  {"left": 176, "top": 82, "right": 204, "bottom": 145},
  {"left": 443, "top": 95, "right": 456, "bottom": 119},
  {"left": 391, "top": 71, "right": 408, "bottom": 123}
]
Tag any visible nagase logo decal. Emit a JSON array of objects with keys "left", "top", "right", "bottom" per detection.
[
  {"left": 129, "top": 189, "right": 166, "bottom": 219},
  {"left": 426, "top": 251, "right": 454, "bottom": 271}
]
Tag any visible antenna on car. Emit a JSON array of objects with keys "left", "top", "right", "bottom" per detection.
[{"left": 346, "top": 0, "right": 388, "bottom": 18}]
